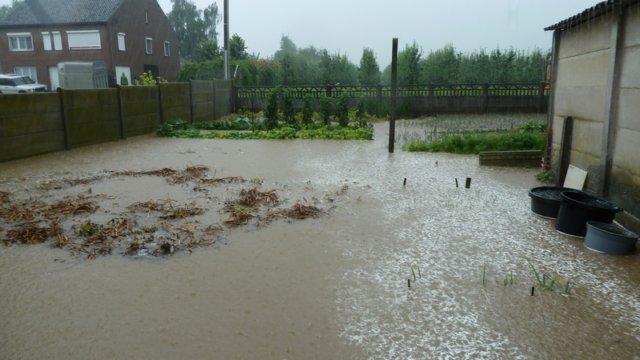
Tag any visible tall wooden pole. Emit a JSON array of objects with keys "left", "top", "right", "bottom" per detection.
[{"left": 389, "top": 38, "right": 398, "bottom": 153}]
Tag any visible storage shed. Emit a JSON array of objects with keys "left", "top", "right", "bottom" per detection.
[{"left": 546, "top": 0, "right": 640, "bottom": 231}]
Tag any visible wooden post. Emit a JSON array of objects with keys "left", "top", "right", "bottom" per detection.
[{"left": 389, "top": 38, "right": 398, "bottom": 153}]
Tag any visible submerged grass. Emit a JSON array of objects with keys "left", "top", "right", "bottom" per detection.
[
  {"left": 399, "top": 114, "right": 546, "bottom": 154},
  {"left": 405, "top": 131, "right": 545, "bottom": 154},
  {"left": 526, "top": 258, "right": 572, "bottom": 295}
]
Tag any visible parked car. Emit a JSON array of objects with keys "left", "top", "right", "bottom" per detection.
[{"left": 0, "top": 74, "right": 47, "bottom": 93}]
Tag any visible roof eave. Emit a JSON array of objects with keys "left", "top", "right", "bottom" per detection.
[
  {"left": 544, "top": 0, "right": 639, "bottom": 32},
  {"left": 0, "top": 21, "right": 108, "bottom": 30}
]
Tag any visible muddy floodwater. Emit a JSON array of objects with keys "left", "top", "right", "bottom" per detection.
[{"left": 1, "top": 122, "right": 639, "bottom": 359}]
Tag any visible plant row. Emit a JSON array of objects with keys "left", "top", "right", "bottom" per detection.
[{"left": 157, "top": 118, "right": 374, "bottom": 141}]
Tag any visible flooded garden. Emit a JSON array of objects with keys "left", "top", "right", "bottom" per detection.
[{"left": 1, "top": 118, "right": 639, "bottom": 359}]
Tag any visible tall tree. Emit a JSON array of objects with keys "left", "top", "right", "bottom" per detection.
[
  {"left": 168, "top": 0, "right": 218, "bottom": 62},
  {"left": 358, "top": 48, "right": 381, "bottom": 86},
  {"left": 398, "top": 42, "right": 422, "bottom": 85},
  {"left": 0, "top": 0, "right": 22, "bottom": 20},
  {"left": 202, "top": 3, "right": 219, "bottom": 40},
  {"left": 420, "top": 44, "right": 459, "bottom": 84},
  {"left": 230, "top": 34, "right": 247, "bottom": 60}
]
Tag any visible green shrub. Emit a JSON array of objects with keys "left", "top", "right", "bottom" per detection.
[
  {"left": 264, "top": 91, "right": 279, "bottom": 130},
  {"left": 282, "top": 94, "right": 296, "bottom": 128},
  {"left": 302, "top": 96, "right": 313, "bottom": 125},
  {"left": 320, "top": 97, "right": 333, "bottom": 125},
  {"left": 337, "top": 96, "right": 349, "bottom": 127}
]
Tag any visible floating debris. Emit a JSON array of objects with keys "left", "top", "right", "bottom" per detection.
[
  {"left": 198, "top": 176, "right": 246, "bottom": 185},
  {"left": 128, "top": 200, "right": 204, "bottom": 219},
  {"left": 42, "top": 197, "right": 98, "bottom": 220},
  {"left": 269, "top": 202, "right": 322, "bottom": 220},
  {"left": 5, "top": 222, "right": 61, "bottom": 245},
  {"left": 1, "top": 167, "right": 333, "bottom": 260}
]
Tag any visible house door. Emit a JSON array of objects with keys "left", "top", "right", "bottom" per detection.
[
  {"left": 49, "top": 66, "right": 60, "bottom": 91},
  {"left": 115, "top": 66, "right": 131, "bottom": 85},
  {"left": 143, "top": 64, "right": 159, "bottom": 79}
]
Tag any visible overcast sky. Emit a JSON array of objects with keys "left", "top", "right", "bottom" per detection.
[{"left": 2, "top": 0, "right": 598, "bottom": 66}]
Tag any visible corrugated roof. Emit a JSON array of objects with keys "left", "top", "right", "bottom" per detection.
[
  {"left": 0, "top": 0, "right": 125, "bottom": 27},
  {"left": 545, "top": 0, "right": 640, "bottom": 31}
]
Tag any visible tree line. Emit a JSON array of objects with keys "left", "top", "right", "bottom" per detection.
[
  {"left": 1, "top": 0, "right": 551, "bottom": 87},
  {"left": 166, "top": 1, "right": 549, "bottom": 86}
]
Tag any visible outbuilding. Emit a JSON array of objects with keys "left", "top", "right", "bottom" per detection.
[{"left": 546, "top": 0, "right": 640, "bottom": 231}]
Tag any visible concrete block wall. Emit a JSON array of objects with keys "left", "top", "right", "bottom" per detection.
[
  {"left": 550, "top": 4, "right": 640, "bottom": 231},
  {"left": 551, "top": 14, "right": 612, "bottom": 193},
  {"left": 610, "top": 2, "right": 640, "bottom": 229}
]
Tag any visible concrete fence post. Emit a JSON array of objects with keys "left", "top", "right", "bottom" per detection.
[
  {"left": 116, "top": 85, "right": 126, "bottom": 139},
  {"left": 57, "top": 88, "right": 71, "bottom": 150},
  {"left": 188, "top": 80, "right": 194, "bottom": 123}
]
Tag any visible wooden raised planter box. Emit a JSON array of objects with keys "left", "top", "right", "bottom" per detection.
[{"left": 479, "top": 150, "right": 542, "bottom": 167}]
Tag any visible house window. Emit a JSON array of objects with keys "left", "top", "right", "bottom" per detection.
[
  {"left": 118, "top": 33, "right": 126, "bottom": 51},
  {"left": 52, "top": 32, "right": 62, "bottom": 50},
  {"left": 145, "top": 11, "right": 149, "bottom": 24},
  {"left": 8, "top": 33, "right": 33, "bottom": 51},
  {"left": 145, "top": 37, "right": 153, "bottom": 54},
  {"left": 14, "top": 66, "right": 38, "bottom": 82},
  {"left": 67, "top": 30, "right": 101, "bottom": 50},
  {"left": 42, "top": 32, "right": 52, "bottom": 51},
  {"left": 164, "top": 41, "right": 170, "bottom": 56}
]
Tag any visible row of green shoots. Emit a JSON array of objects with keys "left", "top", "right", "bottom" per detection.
[{"left": 157, "top": 115, "right": 374, "bottom": 140}]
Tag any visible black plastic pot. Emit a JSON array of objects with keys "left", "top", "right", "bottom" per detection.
[
  {"left": 585, "top": 221, "right": 638, "bottom": 255},
  {"left": 555, "top": 191, "right": 622, "bottom": 237},
  {"left": 528, "top": 186, "right": 573, "bottom": 218}
]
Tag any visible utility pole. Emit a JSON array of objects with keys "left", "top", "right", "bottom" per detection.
[{"left": 224, "top": 0, "right": 230, "bottom": 80}]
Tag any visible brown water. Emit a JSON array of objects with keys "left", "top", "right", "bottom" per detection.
[{"left": 1, "top": 123, "right": 639, "bottom": 359}]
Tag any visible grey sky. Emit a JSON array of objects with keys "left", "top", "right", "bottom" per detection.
[
  {"left": 157, "top": 0, "right": 596, "bottom": 66},
  {"left": 2, "top": 0, "right": 599, "bottom": 66}
]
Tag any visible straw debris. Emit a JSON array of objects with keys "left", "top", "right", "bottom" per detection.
[{"left": 268, "top": 202, "right": 322, "bottom": 220}]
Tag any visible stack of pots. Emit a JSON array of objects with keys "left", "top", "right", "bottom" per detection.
[{"left": 528, "top": 186, "right": 638, "bottom": 255}]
